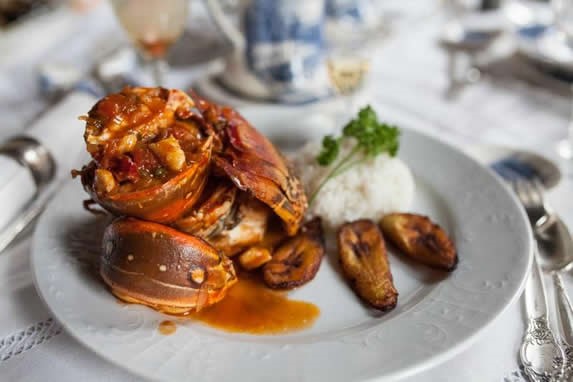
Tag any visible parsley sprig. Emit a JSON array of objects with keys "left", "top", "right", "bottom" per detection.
[{"left": 310, "top": 106, "right": 400, "bottom": 204}]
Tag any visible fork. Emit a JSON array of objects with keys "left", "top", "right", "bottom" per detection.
[
  {"left": 511, "top": 179, "right": 570, "bottom": 381},
  {"left": 513, "top": 179, "right": 553, "bottom": 227}
]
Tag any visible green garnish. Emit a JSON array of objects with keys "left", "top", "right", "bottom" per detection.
[
  {"left": 309, "top": 106, "right": 400, "bottom": 204},
  {"left": 316, "top": 135, "right": 340, "bottom": 166}
]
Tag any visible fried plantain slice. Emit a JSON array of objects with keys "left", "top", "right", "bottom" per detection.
[
  {"left": 263, "top": 218, "right": 325, "bottom": 290},
  {"left": 380, "top": 213, "right": 457, "bottom": 272},
  {"left": 338, "top": 219, "right": 398, "bottom": 312},
  {"left": 238, "top": 246, "right": 273, "bottom": 271}
]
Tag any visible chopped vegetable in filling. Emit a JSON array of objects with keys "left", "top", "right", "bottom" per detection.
[{"left": 82, "top": 88, "right": 207, "bottom": 194}]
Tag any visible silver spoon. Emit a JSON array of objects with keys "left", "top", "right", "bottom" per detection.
[
  {"left": 536, "top": 212, "right": 573, "bottom": 380},
  {"left": 552, "top": 273, "right": 573, "bottom": 380},
  {"left": 0, "top": 136, "right": 57, "bottom": 253},
  {"left": 517, "top": 178, "right": 573, "bottom": 378},
  {"left": 520, "top": 245, "right": 565, "bottom": 382},
  {"left": 513, "top": 179, "right": 566, "bottom": 381},
  {"left": 536, "top": 213, "right": 573, "bottom": 274}
]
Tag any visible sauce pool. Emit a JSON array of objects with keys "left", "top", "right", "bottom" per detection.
[
  {"left": 190, "top": 276, "right": 320, "bottom": 334},
  {"left": 154, "top": 274, "right": 320, "bottom": 335}
]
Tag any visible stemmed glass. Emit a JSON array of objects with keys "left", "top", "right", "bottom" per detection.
[
  {"left": 325, "top": 33, "right": 372, "bottom": 114},
  {"left": 553, "top": 0, "right": 573, "bottom": 159},
  {"left": 109, "top": 0, "right": 188, "bottom": 86},
  {"left": 324, "top": 2, "right": 387, "bottom": 119}
]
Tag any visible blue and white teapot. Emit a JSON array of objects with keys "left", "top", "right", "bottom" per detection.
[{"left": 204, "top": 0, "right": 330, "bottom": 104}]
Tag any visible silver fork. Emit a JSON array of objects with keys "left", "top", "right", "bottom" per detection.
[
  {"left": 513, "top": 179, "right": 548, "bottom": 226},
  {"left": 512, "top": 179, "right": 572, "bottom": 381}
]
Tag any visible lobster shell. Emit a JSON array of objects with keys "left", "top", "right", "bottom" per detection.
[
  {"left": 101, "top": 217, "right": 237, "bottom": 312},
  {"left": 79, "top": 139, "right": 211, "bottom": 224},
  {"left": 194, "top": 96, "right": 308, "bottom": 235}
]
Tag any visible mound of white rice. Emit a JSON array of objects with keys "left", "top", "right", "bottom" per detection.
[{"left": 292, "top": 141, "right": 415, "bottom": 229}]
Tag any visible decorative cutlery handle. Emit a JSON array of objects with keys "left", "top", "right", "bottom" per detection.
[
  {"left": 553, "top": 273, "right": 573, "bottom": 378},
  {"left": 520, "top": 251, "right": 564, "bottom": 382},
  {"left": 525, "top": 251, "right": 549, "bottom": 319}
]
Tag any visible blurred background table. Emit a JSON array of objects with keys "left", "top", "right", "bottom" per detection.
[{"left": 0, "top": 1, "right": 572, "bottom": 381}]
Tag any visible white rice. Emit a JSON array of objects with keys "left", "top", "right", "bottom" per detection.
[{"left": 292, "top": 141, "right": 415, "bottom": 229}]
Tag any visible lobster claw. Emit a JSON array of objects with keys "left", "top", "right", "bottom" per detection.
[{"left": 195, "top": 97, "right": 308, "bottom": 236}]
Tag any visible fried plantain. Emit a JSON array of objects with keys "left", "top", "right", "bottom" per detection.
[
  {"left": 263, "top": 218, "right": 325, "bottom": 290},
  {"left": 238, "top": 246, "right": 273, "bottom": 270},
  {"left": 380, "top": 213, "right": 457, "bottom": 271},
  {"left": 338, "top": 219, "right": 398, "bottom": 312}
]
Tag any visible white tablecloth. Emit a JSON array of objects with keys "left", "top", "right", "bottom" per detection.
[{"left": 1, "top": 1, "right": 572, "bottom": 381}]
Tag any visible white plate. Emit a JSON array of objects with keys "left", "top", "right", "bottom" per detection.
[{"left": 32, "top": 108, "right": 533, "bottom": 381}]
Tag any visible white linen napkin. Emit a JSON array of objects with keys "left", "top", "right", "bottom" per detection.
[{"left": 0, "top": 92, "right": 97, "bottom": 233}]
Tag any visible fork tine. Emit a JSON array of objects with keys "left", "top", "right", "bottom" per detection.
[
  {"left": 508, "top": 178, "right": 518, "bottom": 197},
  {"left": 513, "top": 179, "right": 529, "bottom": 207},
  {"left": 493, "top": 160, "right": 526, "bottom": 182},
  {"left": 516, "top": 177, "right": 550, "bottom": 224},
  {"left": 523, "top": 179, "right": 543, "bottom": 208},
  {"left": 532, "top": 177, "right": 546, "bottom": 201}
]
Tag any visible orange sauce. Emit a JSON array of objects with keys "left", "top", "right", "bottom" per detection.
[
  {"left": 188, "top": 275, "right": 320, "bottom": 335},
  {"left": 158, "top": 320, "right": 177, "bottom": 335},
  {"left": 142, "top": 273, "right": 319, "bottom": 335}
]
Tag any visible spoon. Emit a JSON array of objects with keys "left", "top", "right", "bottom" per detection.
[
  {"left": 536, "top": 215, "right": 573, "bottom": 379},
  {"left": 552, "top": 272, "right": 573, "bottom": 380},
  {"left": 536, "top": 214, "right": 573, "bottom": 273},
  {"left": 488, "top": 149, "right": 571, "bottom": 378},
  {"left": 0, "top": 136, "right": 57, "bottom": 253},
  {"left": 512, "top": 180, "right": 566, "bottom": 381},
  {"left": 519, "top": 245, "right": 565, "bottom": 382}
]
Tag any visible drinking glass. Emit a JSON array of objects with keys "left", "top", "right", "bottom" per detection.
[
  {"left": 552, "top": 0, "right": 573, "bottom": 159},
  {"left": 324, "top": 1, "right": 386, "bottom": 119},
  {"left": 109, "top": 0, "right": 188, "bottom": 86},
  {"left": 325, "top": 37, "right": 372, "bottom": 114}
]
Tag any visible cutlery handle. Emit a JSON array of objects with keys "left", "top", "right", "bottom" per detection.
[
  {"left": 525, "top": 251, "right": 549, "bottom": 319},
  {"left": 520, "top": 249, "right": 565, "bottom": 381},
  {"left": 553, "top": 273, "right": 573, "bottom": 375}
]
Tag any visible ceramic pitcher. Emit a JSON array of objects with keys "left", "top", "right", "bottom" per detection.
[{"left": 204, "top": 0, "right": 330, "bottom": 104}]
